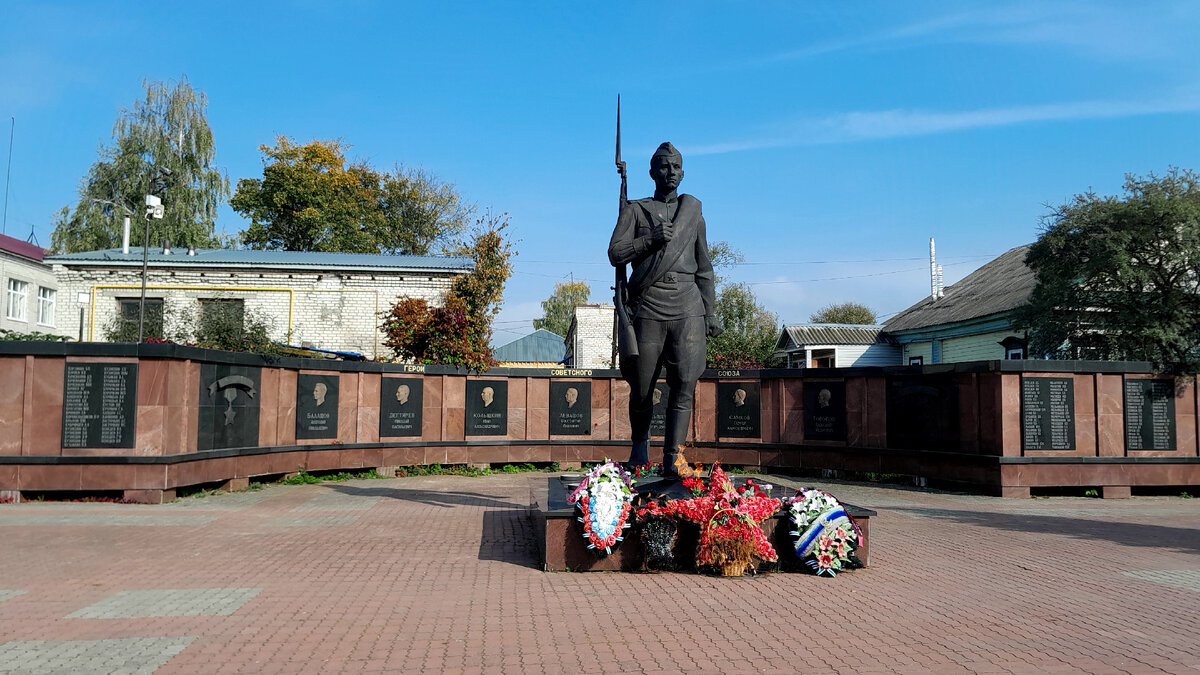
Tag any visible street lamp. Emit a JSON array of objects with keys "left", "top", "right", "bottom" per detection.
[
  {"left": 92, "top": 167, "right": 171, "bottom": 343},
  {"left": 137, "top": 167, "right": 170, "bottom": 342}
]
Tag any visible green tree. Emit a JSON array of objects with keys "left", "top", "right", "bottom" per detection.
[
  {"left": 381, "top": 213, "right": 516, "bottom": 370},
  {"left": 706, "top": 282, "right": 780, "bottom": 369},
  {"left": 232, "top": 137, "right": 471, "bottom": 254},
  {"left": 707, "top": 240, "right": 744, "bottom": 285},
  {"left": 191, "top": 302, "right": 283, "bottom": 356},
  {"left": 1013, "top": 169, "right": 1200, "bottom": 369},
  {"left": 809, "top": 302, "right": 877, "bottom": 324},
  {"left": 51, "top": 77, "right": 230, "bottom": 253},
  {"left": 533, "top": 280, "right": 591, "bottom": 337}
]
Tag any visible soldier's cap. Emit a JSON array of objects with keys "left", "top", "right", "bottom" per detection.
[{"left": 650, "top": 142, "right": 681, "bottom": 165}]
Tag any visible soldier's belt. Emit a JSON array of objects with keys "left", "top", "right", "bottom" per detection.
[{"left": 660, "top": 272, "right": 694, "bottom": 283}]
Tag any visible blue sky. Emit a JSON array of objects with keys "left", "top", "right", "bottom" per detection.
[{"left": 4, "top": 1, "right": 1200, "bottom": 344}]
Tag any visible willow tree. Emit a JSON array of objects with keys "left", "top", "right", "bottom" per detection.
[{"left": 51, "top": 77, "right": 230, "bottom": 253}]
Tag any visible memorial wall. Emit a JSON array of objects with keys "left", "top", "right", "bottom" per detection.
[{"left": 0, "top": 343, "right": 1198, "bottom": 501}]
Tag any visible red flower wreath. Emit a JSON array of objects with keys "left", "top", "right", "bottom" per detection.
[{"left": 667, "top": 465, "right": 782, "bottom": 574}]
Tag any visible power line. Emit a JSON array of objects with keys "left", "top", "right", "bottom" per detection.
[
  {"left": 746, "top": 266, "right": 926, "bottom": 285},
  {"left": 515, "top": 253, "right": 999, "bottom": 266},
  {"left": 744, "top": 258, "right": 984, "bottom": 286}
]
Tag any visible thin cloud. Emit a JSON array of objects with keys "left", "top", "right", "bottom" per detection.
[
  {"left": 689, "top": 95, "right": 1200, "bottom": 156},
  {"left": 761, "top": 2, "right": 1195, "bottom": 64}
]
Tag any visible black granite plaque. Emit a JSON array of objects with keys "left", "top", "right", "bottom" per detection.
[
  {"left": 717, "top": 381, "right": 761, "bottom": 438},
  {"left": 198, "top": 364, "right": 261, "bottom": 451},
  {"left": 886, "top": 374, "right": 960, "bottom": 451},
  {"left": 380, "top": 377, "right": 423, "bottom": 437},
  {"left": 1124, "top": 378, "right": 1176, "bottom": 450},
  {"left": 650, "top": 382, "right": 667, "bottom": 436},
  {"left": 466, "top": 380, "right": 507, "bottom": 436},
  {"left": 803, "top": 381, "right": 846, "bottom": 441},
  {"left": 1021, "top": 377, "right": 1075, "bottom": 451},
  {"left": 61, "top": 362, "right": 138, "bottom": 449},
  {"left": 550, "top": 381, "right": 591, "bottom": 436},
  {"left": 296, "top": 373, "right": 339, "bottom": 439}
]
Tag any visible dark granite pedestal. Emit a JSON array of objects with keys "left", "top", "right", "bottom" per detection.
[{"left": 531, "top": 474, "right": 875, "bottom": 572}]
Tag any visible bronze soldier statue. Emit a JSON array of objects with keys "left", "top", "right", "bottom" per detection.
[{"left": 610, "top": 142, "right": 722, "bottom": 478}]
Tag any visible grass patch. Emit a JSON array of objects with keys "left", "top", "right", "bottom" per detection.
[
  {"left": 394, "top": 461, "right": 560, "bottom": 478},
  {"left": 280, "top": 468, "right": 387, "bottom": 485}
]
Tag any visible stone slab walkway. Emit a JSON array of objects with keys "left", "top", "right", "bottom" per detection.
[{"left": 0, "top": 473, "right": 1198, "bottom": 674}]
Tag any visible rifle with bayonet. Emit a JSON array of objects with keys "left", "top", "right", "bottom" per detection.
[{"left": 613, "top": 95, "right": 639, "bottom": 366}]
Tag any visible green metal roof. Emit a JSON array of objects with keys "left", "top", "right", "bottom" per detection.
[
  {"left": 46, "top": 248, "right": 474, "bottom": 273},
  {"left": 494, "top": 329, "right": 566, "bottom": 363}
]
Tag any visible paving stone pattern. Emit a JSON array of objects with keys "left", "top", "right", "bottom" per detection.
[
  {"left": 0, "top": 514, "right": 216, "bottom": 527},
  {"left": 0, "top": 637, "right": 194, "bottom": 674},
  {"left": 1123, "top": 569, "right": 1200, "bottom": 593},
  {"left": 66, "top": 589, "right": 262, "bottom": 619},
  {"left": 0, "top": 476, "right": 1197, "bottom": 674},
  {"left": 263, "top": 515, "right": 361, "bottom": 527},
  {"left": 291, "top": 494, "right": 380, "bottom": 512}
]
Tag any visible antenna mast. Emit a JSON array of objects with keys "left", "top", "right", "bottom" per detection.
[{"left": 3, "top": 117, "right": 13, "bottom": 235}]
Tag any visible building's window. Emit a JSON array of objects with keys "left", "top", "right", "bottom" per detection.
[
  {"left": 198, "top": 299, "right": 245, "bottom": 339},
  {"left": 909, "top": 356, "right": 924, "bottom": 366},
  {"left": 810, "top": 348, "right": 836, "bottom": 368},
  {"left": 999, "top": 336, "right": 1028, "bottom": 360},
  {"left": 6, "top": 279, "right": 27, "bottom": 321},
  {"left": 117, "top": 298, "right": 164, "bottom": 340},
  {"left": 36, "top": 287, "right": 55, "bottom": 326}
]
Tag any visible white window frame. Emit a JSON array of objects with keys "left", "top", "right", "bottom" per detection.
[
  {"left": 36, "top": 287, "right": 56, "bottom": 327},
  {"left": 1006, "top": 346, "right": 1025, "bottom": 360},
  {"left": 6, "top": 279, "right": 28, "bottom": 322}
]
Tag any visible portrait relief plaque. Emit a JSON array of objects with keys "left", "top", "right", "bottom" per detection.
[
  {"left": 549, "top": 381, "right": 591, "bottom": 436},
  {"left": 1021, "top": 377, "right": 1075, "bottom": 451},
  {"left": 465, "top": 380, "right": 507, "bottom": 436},
  {"left": 61, "top": 362, "right": 138, "bottom": 449},
  {"left": 649, "top": 383, "right": 668, "bottom": 437},
  {"left": 198, "top": 364, "right": 261, "bottom": 451},
  {"left": 1124, "top": 378, "right": 1176, "bottom": 450},
  {"left": 803, "top": 381, "right": 846, "bottom": 441},
  {"left": 296, "top": 373, "right": 339, "bottom": 439},
  {"left": 717, "top": 381, "right": 761, "bottom": 438},
  {"left": 379, "top": 377, "right": 423, "bottom": 437}
]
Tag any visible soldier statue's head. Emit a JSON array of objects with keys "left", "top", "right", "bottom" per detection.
[{"left": 650, "top": 142, "right": 683, "bottom": 197}]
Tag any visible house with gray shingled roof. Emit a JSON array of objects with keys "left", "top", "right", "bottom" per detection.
[
  {"left": 46, "top": 247, "right": 474, "bottom": 358},
  {"left": 884, "top": 244, "right": 1034, "bottom": 364},
  {"left": 773, "top": 323, "right": 900, "bottom": 368}
]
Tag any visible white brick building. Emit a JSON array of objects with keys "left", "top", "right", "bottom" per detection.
[
  {"left": 0, "top": 234, "right": 68, "bottom": 339},
  {"left": 47, "top": 247, "right": 473, "bottom": 358},
  {"left": 563, "top": 303, "right": 616, "bottom": 369}
]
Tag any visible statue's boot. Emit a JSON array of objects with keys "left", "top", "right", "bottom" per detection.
[
  {"left": 627, "top": 438, "right": 650, "bottom": 468},
  {"left": 667, "top": 448, "right": 699, "bottom": 479},
  {"left": 662, "top": 408, "right": 698, "bottom": 479}
]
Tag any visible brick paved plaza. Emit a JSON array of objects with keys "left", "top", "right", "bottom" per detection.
[{"left": 1, "top": 473, "right": 1198, "bottom": 674}]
